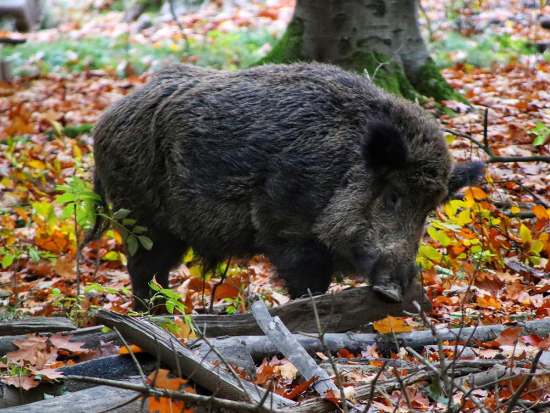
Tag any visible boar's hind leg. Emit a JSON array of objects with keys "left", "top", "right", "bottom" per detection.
[
  {"left": 127, "top": 235, "right": 187, "bottom": 311},
  {"left": 268, "top": 242, "right": 334, "bottom": 299}
]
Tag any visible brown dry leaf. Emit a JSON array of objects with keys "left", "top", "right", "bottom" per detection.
[
  {"left": 49, "top": 333, "right": 87, "bottom": 355},
  {"left": 7, "top": 334, "right": 58, "bottom": 368},
  {"left": 494, "top": 327, "right": 523, "bottom": 347},
  {"left": 373, "top": 316, "right": 413, "bottom": 334},
  {"left": 54, "top": 256, "right": 76, "bottom": 279},
  {"left": 1, "top": 375, "right": 39, "bottom": 390}
]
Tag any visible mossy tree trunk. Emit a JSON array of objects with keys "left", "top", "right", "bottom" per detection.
[{"left": 257, "top": 0, "right": 463, "bottom": 102}]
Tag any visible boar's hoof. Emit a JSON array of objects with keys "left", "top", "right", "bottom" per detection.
[{"left": 373, "top": 285, "right": 403, "bottom": 303}]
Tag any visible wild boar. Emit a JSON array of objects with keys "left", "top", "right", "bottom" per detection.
[{"left": 90, "top": 63, "right": 484, "bottom": 309}]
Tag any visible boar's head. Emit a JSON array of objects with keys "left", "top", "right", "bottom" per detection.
[{"left": 315, "top": 120, "right": 484, "bottom": 303}]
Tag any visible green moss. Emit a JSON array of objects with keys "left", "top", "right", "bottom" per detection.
[
  {"left": 254, "top": 18, "right": 305, "bottom": 65},
  {"left": 45, "top": 123, "right": 93, "bottom": 140},
  {"left": 407, "top": 58, "right": 467, "bottom": 103},
  {"left": 339, "top": 51, "right": 421, "bottom": 100}
]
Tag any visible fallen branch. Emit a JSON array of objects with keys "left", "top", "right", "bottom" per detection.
[
  {"left": 186, "top": 282, "right": 432, "bottom": 337},
  {"left": 251, "top": 300, "right": 340, "bottom": 400},
  {"left": 93, "top": 309, "right": 294, "bottom": 409},
  {"left": 209, "top": 318, "right": 550, "bottom": 362}
]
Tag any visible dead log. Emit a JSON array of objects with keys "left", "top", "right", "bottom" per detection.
[
  {"left": 188, "top": 282, "right": 432, "bottom": 337},
  {"left": 0, "top": 354, "right": 158, "bottom": 410},
  {"left": 0, "top": 317, "right": 76, "bottom": 336},
  {"left": 93, "top": 309, "right": 295, "bottom": 409},
  {"left": 1, "top": 381, "right": 144, "bottom": 413},
  {"left": 204, "top": 318, "right": 550, "bottom": 362}
]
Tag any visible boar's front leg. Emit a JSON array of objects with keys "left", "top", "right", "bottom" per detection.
[
  {"left": 266, "top": 241, "right": 335, "bottom": 299},
  {"left": 126, "top": 234, "right": 187, "bottom": 311}
]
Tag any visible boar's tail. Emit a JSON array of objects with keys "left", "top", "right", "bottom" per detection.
[{"left": 82, "top": 172, "right": 109, "bottom": 248}]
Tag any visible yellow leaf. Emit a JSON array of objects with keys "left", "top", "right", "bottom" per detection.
[
  {"left": 511, "top": 205, "right": 520, "bottom": 215},
  {"left": 28, "top": 160, "right": 46, "bottom": 170},
  {"left": 456, "top": 209, "right": 473, "bottom": 226},
  {"left": 531, "top": 240, "right": 544, "bottom": 254},
  {"left": 72, "top": 142, "right": 82, "bottom": 159},
  {"left": 519, "top": 224, "right": 532, "bottom": 244},
  {"left": 50, "top": 119, "right": 64, "bottom": 137}
]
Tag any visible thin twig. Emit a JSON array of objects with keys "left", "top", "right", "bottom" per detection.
[
  {"left": 445, "top": 128, "right": 550, "bottom": 163},
  {"left": 307, "top": 290, "right": 349, "bottom": 413},
  {"left": 63, "top": 375, "right": 293, "bottom": 413},
  {"left": 503, "top": 348, "right": 544, "bottom": 413},
  {"left": 192, "top": 321, "right": 256, "bottom": 403},
  {"left": 209, "top": 257, "right": 231, "bottom": 314},
  {"left": 113, "top": 327, "right": 147, "bottom": 384},
  {"left": 362, "top": 361, "right": 387, "bottom": 413},
  {"left": 169, "top": 0, "right": 191, "bottom": 54}
]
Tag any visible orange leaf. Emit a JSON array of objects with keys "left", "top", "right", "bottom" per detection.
[
  {"left": 1, "top": 215, "right": 15, "bottom": 230},
  {"left": 147, "top": 369, "right": 192, "bottom": 413},
  {"left": 213, "top": 283, "right": 239, "bottom": 301},
  {"left": 283, "top": 376, "right": 317, "bottom": 399},
  {"left": 336, "top": 349, "right": 356, "bottom": 358},
  {"left": 119, "top": 344, "right": 144, "bottom": 354},
  {"left": 532, "top": 205, "right": 549, "bottom": 220},
  {"left": 464, "top": 187, "right": 488, "bottom": 201},
  {"left": 372, "top": 316, "right": 413, "bottom": 334},
  {"left": 476, "top": 295, "right": 502, "bottom": 310}
]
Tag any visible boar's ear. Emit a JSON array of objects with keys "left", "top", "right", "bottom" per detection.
[
  {"left": 362, "top": 121, "right": 408, "bottom": 175},
  {"left": 448, "top": 162, "right": 485, "bottom": 195}
]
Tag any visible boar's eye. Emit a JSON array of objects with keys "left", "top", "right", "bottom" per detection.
[{"left": 385, "top": 191, "right": 400, "bottom": 210}]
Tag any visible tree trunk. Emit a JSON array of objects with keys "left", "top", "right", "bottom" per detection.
[{"left": 258, "top": 0, "right": 463, "bottom": 102}]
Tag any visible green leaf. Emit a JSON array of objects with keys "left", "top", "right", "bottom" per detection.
[
  {"left": 418, "top": 245, "right": 442, "bottom": 262},
  {"left": 127, "top": 235, "right": 138, "bottom": 256},
  {"left": 1, "top": 254, "right": 15, "bottom": 269},
  {"left": 133, "top": 226, "right": 148, "bottom": 234},
  {"left": 85, "top": 284, "right": 105, "bottom": 293},
  {"left": 149, "top": 280, "right": 162, "bottom": 292},
  {"left": 28, "top": 248, "right": 40, "bottom": 263},
  {"left": 103, "top": 251, "right": 119, "bottom": 261},
  {"left": 60, "top": 203, "right": 75, "bottom": 220},
  {"left": 122, "top": 218, "right": 137, "bottom": 226},
  {"left": 121, "top": 287, "right": 132, "bottom": 296},
  {"left": 533, "top": 134, "right": 547, "bottom": 146},
  {"left": 138, "top": 236, "right": 153, "bottom": 250},
  {"left": 56, "top": 192, "right": 76, "bottom": 204},
  {"left": 112, "top": 208, "right": 131, "bottom": 220}
]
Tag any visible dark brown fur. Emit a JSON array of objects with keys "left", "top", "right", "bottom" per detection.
[{"left": 92, "top": 63, "right": 483, "bottom": 308}]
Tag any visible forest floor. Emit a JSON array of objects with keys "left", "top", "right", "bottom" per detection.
[{"left": 0, "top": 0, "right": 550, "bottom": 411}]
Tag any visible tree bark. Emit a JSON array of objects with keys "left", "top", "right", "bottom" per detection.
[{"left": 258, "top": 0, "right": 463, "bottom": 102}]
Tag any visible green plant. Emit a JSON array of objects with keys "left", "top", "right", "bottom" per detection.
[{"left": 531, "top": 122, "right": 550, "bottom": 146}]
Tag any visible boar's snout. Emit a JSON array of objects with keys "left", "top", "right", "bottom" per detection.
[{"left": 358, "top": 253, "right": 418, "bottom": 303}]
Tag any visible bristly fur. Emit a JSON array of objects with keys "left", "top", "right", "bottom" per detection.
[{"left": 92, "top": 63, "right": 484, "bottom": 308}]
